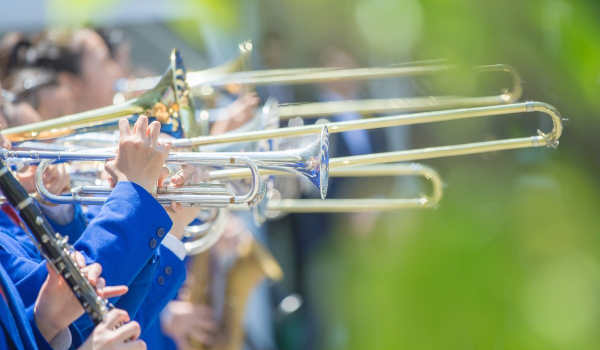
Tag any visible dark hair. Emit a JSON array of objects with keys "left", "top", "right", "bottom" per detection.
[
  {"left": 96, "top": 27, "right": 125, "bottom": 59},
  {"left": 0, "top": 31, "right": 82, "bottom": 82},
  {"left": 3, "top": 68, "right": 59, "bottom": 110}
]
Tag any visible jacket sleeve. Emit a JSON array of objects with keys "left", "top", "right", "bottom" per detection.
[
  {"left": 77, "top": 246, "right": 186, "bottom": 342},
  {"left": 73, "top": 181, "right": 172, "bottom": 289},
  {"left": 0, "top": 181, "right": 173, "bottom": 345}
]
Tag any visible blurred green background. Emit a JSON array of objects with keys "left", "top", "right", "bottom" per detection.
[{"left": 6, "top": 0, "right": 600, "bottom": 348}]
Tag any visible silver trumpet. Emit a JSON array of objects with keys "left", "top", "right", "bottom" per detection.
[
  {"left": 33, "top": 156, "right": 260, "bottom": 207},
  {"left": 0, "top": 125, "right": 330, "bottom": 205}
]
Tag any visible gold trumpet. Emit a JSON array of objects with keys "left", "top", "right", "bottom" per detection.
[{"left": 2, "top": 48, "right": 201, "bottom": 143}]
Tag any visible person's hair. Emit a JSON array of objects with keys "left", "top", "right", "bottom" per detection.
[
  {"left": 0, "top": 29, "right": 83, "bottom": 82},
  {"left": 2, "top": 68, "right": 59, "bottom": 110},
  {"left": 96, "top": 27, "right": 125, "bottom": 59}
]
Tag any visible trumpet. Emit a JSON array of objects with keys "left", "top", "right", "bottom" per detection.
[
  {"left": 1, "top": 125, "right": 330, "bottom": 205},
  {"left": 2, "top": 48, "right": 201, "bottom": 143},
  {"left": 35, "top": 156, "right": 261, "bottom": 207}
]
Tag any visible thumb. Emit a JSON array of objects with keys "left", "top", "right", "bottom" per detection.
[
  {"left": 157, "top": 167, "right": 169, "bottom": 187},
  {"left": 104, "top": 160, "right": 117, "bottom": 181}
]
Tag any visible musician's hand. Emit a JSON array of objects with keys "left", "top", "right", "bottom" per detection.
[
  {"left": 17, "top": 163, "right": 72, "bottom": 197},
  {"left": 162, "top": 301, "right": 217, "bottom": 349},
  {"left": 78, "top": 309, "right": 146, "bottom": 350},
  {"left": 158, "top": 164, "right": 203, "bottom": 240},
  {"left": 35, "top": 257, "right": 128, "bottom": 344},
  {"left": 42, "top": 163, "right": 71, "bottom": 196},
  {"left": 210, "top": 93, "right": 259, "bottom": 135},
  {"left": 105, "top": 116, "right": 171, "bottom": 194}
]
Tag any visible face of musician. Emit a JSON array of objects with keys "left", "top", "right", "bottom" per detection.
[
  {"left": 36, "top": 83, "right": 75, "bottom": 121},
  {"left": 10, "top": 102, "right": 43, "bottom": 126},
  {"left": 65, "top": 29, "right": 123, "bottom": 113}
]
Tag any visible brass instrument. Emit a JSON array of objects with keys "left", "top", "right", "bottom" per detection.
[
  {"left": 2, "top": 48, "right": 200, "bottom": 143},
  {"left": 180, "top": 101, "right": 563, "bottom": 181},
  {"left": 0, "top": 125, "right": 330, "bottom": 205},
  {"left": 179, "top": 163, "right": 442, "bottom": 253},
  {"left": 264, "top": 164, "right": 443, "bottom": 213},
  {"left": 211, "top": 235, "right": 282, "bottom": 350},
  {"left": 181, "top": 226, "right": 283, "bottom": 350},
  {"left": 214, "top": 64, "right": 523, "bottom": 119},
  {"left": 1, "top": 62, "right": 520, "bottom": 145}
]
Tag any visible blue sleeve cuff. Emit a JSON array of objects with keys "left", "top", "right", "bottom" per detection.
[{"left": 26, "top": 305, "right": 53, "bottom": 350}]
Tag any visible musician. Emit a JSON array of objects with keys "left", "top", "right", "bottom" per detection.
[
  {"left": 0, "top": 116, "right": 191, "bottom": 346},
  {"left": 0, "top": 126, "right": 144, "bottom": 350},
  {"left": 0, "top": 259, "right": 148, "bottom": 350},
  {"left": 0, "top": 28, "right": 122, "bottom": 113},
  {"left": 2, "top": 68, "right": 75, "bottom": 121}
]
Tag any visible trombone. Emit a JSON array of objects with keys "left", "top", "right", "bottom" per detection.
[
  {"left": 202, "top": 101, "right": 564, "bottom": 180},
  {"left": 209, "top": 64, "right": 524, "bottom": 119},
  {"left": 193, "top": 64, "right": 522, "bottom": 120},
  {"left": 264, "top": 164, "right": 443, "bottom": 213},
  {"left": 172, "top": 101, "right": 563, "bottom": 147},
  {"left": 182, "top": 163, "right": 442, "bottom": 253}
]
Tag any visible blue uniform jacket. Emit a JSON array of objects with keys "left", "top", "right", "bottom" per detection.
[
  {"left": 0, "top": 263, "right": 53, "bottom": 350},
  {"left": 0, "top": 181, "right": 185, "bottom": 345}
]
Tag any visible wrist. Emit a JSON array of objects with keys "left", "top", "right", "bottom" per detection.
[
  {"left": 117, "top": 176, "right": 155, "bottom": 194},
  {"left": 169, "top": 224, "right": 186, "bottom": 240},
  {"left": 34, "top": 311, "right": 63, "bottom": 344}
]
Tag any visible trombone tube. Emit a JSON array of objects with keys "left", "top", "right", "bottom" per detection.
[
  {"left": 277, "top": 95, "right": 514, "bottom": 119},
  {"left": 252, "top": 164, "right": 444, "bottom": 212},
  {"left": 184, "top": 207, "right": 230, "bottom": 255},
  {"left": 203, "top": 101, "right": 563, "bottom": 181},
  {"left": 205, "top": 64, "right": 522, "bottom": 97},
  {"left": 172, "top": 101, "right": 560, "bottom": 148}
]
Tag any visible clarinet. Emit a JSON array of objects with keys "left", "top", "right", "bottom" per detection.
[{"left": 0, "top": 159, "right": 111, "bottom": 325}]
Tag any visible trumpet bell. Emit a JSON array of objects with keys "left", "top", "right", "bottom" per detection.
[
  {"left": 259, "top": 125, "right": 329, "bottom": 199},
  {"left": 2, "top": 48, "right": 201, "bottom": 142}
]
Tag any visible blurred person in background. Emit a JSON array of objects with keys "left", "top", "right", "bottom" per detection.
[
  {"left": 255, "top": 31, "right": 297, "bottom": 105},
  {"left": 265, "top": 43, "right": 391, "bottom": 350},
  {"left": 0, "top": 28, "right": 123, "bottom": 114},
  {"left": 3, "top": 68, "right": 75, "bottom": 121}
]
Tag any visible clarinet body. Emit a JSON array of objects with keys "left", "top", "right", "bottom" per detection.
[{"left": 0, "top": 159, "right": 111, "bottom": 325}]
